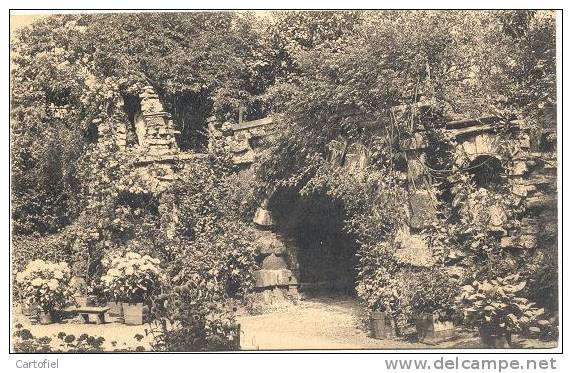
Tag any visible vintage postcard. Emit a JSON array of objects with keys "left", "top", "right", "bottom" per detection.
[{"left": 9, "top": 9, "right": 560, "bottom": 355}]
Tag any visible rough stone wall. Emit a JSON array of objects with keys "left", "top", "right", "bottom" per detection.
[
  {"left": 399, "top": 116, "right": 556, "bottom": 275},
  {"left": 209, "top": 116, "right": 276, "bottom": 166},
  {"left": 207, "top": 115, "right": 303, "bottom": 297},
  {"left": 135, "top": 86, "right": 180, "bottom": 155},
  {"left": 209, "top": 107, "right": 556, "bottom": 298},
  {"left": 91, "top": 85, "right": 199, "bottom": 256}
]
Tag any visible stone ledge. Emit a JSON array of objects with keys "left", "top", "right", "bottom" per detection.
[
  {"left": 133, "top": 152, "right": 206, "bottom": 165},
  {"left": 254, "top": 269, "right": 295, "bottom": 288}
]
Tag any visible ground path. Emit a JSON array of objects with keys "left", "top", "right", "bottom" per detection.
[
  {"left": 13, "top": 297, "right": 556, "bottom": 351},
  {"left": 237, "top": 295, "right": 467, "bottom": 350}
]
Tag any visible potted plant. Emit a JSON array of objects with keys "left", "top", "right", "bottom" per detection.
[
  {"left": 367, "top": 284, "right": 402, "bottom": 340},
  {"left": 101, "top": 252, "right": 162, "bottom": 325},
  {"left": 456, "top": 274, "right": 544, "bottom": 348},
  {"left": 371, "top": 308, "right": 397, "bottom": 339},
  {"left": 410, "top": 269, "right": 459, "bottom": 343},
  {"left": 15, "top": 260, "right": 74, "bottom": 324},
  {"left": 100, "top": 252, "right": 124, "bottom": 317}
]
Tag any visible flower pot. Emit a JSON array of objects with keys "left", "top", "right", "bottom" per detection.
[
  {"left": 415, "top": 314, "right": 455, "bottom": 344},
  {"left": 122, "top": 302, "right": 144, "bottom": 325},
  {"left": 21, "top": 302, "right": 38, "bottom": 316},
  {"left": 479, "top": 326, "right": 511, "bottom": 348},
  {"left": 75, "top": 295, "right": 88, "bottom": 307},
  {"left": 75, "top": 295, "right": 97, "bottom": 307},
  {"left": 107, "top": 301, "right": 124, "bottom": 318},
  {"left": 38, "top": 311, "right": 53, "bottom": 325},
  {"left": 371, "top": 311, "right": 396, "bottom": 340}
]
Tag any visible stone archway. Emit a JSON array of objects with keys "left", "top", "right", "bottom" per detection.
[{"left": 250, "top": 187, "right": 358, "bottom": 300}]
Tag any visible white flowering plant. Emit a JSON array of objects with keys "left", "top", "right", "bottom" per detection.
[
  {"left": 15, "top": 260, "right": 74, "bottom": 312},
  {"left": 101, "top": 252, "right": 163, "bottom": 303}
]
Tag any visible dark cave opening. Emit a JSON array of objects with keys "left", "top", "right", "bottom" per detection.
[{"left": 270, "top": 188, "right": 358, "bottom": 296}]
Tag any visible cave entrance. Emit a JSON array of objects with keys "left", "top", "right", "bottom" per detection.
[
  {"left": 122, "top": 94, "right": 143, "bottom": 147},
  {"left": 269, "top": 188, "right": 358, "bottom": 297},
  {"left": 468, "top": 155, "right": 504, "bottom": 189}
]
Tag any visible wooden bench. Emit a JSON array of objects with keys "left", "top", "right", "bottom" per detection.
[{"left": 75, "top": 306, "right": 110, "bottom": 324}]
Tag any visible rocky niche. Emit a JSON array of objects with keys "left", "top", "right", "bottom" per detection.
[{"left": 251, "top": 202, "right": 299, "bottom": 299}]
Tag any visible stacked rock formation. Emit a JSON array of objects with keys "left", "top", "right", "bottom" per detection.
[
  {"left": 134, "top": 86, "right": 180, "bottom": 155},
  {"left": 252, "top": 202, "right": 299, "bottom": 296}
]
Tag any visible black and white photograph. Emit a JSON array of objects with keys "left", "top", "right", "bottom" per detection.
[{"left": 7, "top": 6, "right": 562, "bottom": 358}]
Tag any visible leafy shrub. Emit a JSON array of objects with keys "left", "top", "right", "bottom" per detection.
[
  {"left": 101, "top": 252, "right": 163, "bottom": 303},
  {"left": 149, "top": 285, "right": 241, "bottom": 351},
  {"left": 524, "top": 248, "right": 558, "bottom": 313},
  {"left": 12, "top": 324, "right": 53, "bottom": 353},
  {"left": 12, "top": 234, "right": 74, "bottom": 274},
  {"left": 163, "top": 159, "right": 259, "bottom": 300},
  {"left": 15, "top": 260, "right": 74, "bottom": 312},
  {"left": 13, "top": 324, "right": 106, "bottom": 353},
  {"left": 409, "top": 267, "right": 460, "bottom": 321},
  {"left": 456, "top": 274, "right": 544, "bottom": 335}
]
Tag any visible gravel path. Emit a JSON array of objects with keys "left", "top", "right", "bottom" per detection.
[
  {"left": 237, "top": 295, "right": 443, "bottom": 350},
  {"left": 236, "top": 295, "right": 558, "bottom": 351},
  {"left": 13, "top": 298, "right": 557, "bottom": 351}
]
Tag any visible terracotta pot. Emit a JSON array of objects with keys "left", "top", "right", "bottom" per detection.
[
  {"left": 75, "top": 295, "right": 97, "bottom": 307},
  {"left": 38, "top": 311, "right": 53, "bottom": 325},
  {"left": 415, "top": 314, "right": 455, "bottom": 343},
  {"left": 122, "top": 302, "right": 144, "bottom": 325},
  {"left": 21, "top": 302, "right": 38, "bottom": 317},
  {"left": 371, "top": 311, "right": 396, "bottom": 340},
  {"left": 479, "top": 326, "right": 511, "bottom": 348},
  {"left": 75, "top": 295, "right": 88, "bottom": 307},
  {"left": 415, "top": 314, "right": 434, "bottom": 342},
  {"left": 107, "top": 301, "right": 124, "bottom": 318}
]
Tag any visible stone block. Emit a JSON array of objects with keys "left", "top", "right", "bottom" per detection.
[
  {"left": 144, "top": 121, "right": 161, "bottom": 128},
  {"left": 253, "top": 207, "right": 274, "bottom": 227},
  {"left": 518, "top": 134, "right": 531, "bottom": 149},
  {"left": 261, "top": 253, "right": 288, "bottom": 270},
  {"left": 511, "top": 184, "right": 529, "bottom": 197},
  {"left": 148, "top": 139, "right": 174, "bottom": 146},
  {"left": 529, "top": 326, "right": 541, "bottom": 339},
  {"left": 488, "top": 204, "right": 508, "bottom": 227},
  {"left": 140, "top": 99, "right": 164, "bottom": 113},
  {"left": 409, "top": 190, "right": 436, "bottom": 229},
  {"left": 500, "top": 236, "right": 514, "bottom": 248},
  {"left": 520, "top": 235, "right": 537, "bottom": 249},
  {"left": 254, "top": 269, "right": 292, "bottom": 288},
  {"left": 445, "top": 266, "right": 465, "bottom": 279},
  {"left": 460, "top": 141, "right": 477, "bottom": 156},
  {"left": 255, "top": 232, "right": 286, "bottom": 255},
  {"left": 474, "top": 133, "right": 501, "bottom": 155},
  {"left": 510, "top": 161, "right": 528, "bottom": 176}
]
